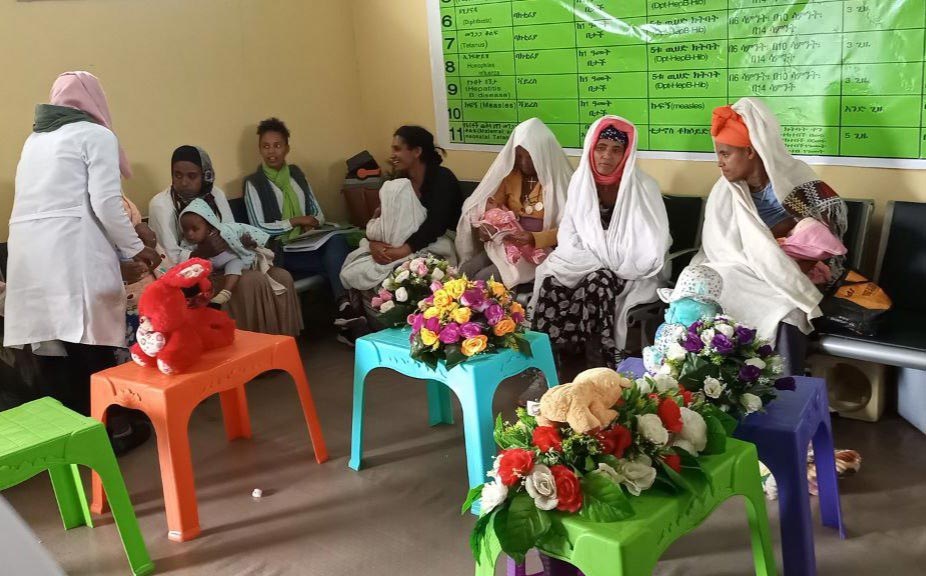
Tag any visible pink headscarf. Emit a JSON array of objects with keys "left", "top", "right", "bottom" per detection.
[
  {"left": 589, "top": 117, "right": 635, "bottom": 187},
  {"left": 49, "top": 71, "right": 132, "bottom": 178}
]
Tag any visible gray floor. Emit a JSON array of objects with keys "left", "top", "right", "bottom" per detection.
[{"left": 5, "top": 335, "right": 926, "bottom": 575}]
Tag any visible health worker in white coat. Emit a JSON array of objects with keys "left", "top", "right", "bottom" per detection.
[{"left": 4, "top": 71, "right": 160, "bottom": 416}]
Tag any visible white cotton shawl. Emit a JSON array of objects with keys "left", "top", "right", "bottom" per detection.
[
  {"left": 531, "top": 116, "right": 671, "bottom": 349},
  {"left": 695, "top": 97, "right": 823, "bottom": 341},
  {"left": 340, "top": 178, "right": 456, "bottom": 291},
  {"left": 455, "top": 118, "right": 573, "bottom": 288}
]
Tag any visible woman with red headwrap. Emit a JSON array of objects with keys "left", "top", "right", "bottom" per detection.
[{"left": 530, "top": 116, "right": 671, "bottom": 376}]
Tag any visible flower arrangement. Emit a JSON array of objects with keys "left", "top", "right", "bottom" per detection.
[
  {"left": 464, "top": 373, "right": 730, "bottom": 563},
  {"left": 373, "top": 255, "right": 457, "bottom": 327},
  {"left": 407, "top": 276, "right": 531, "bottom": 369},
  {"left": 656, "top": 314, "right": 795, "bottom": 420}
]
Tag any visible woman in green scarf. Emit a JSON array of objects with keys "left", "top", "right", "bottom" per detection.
[{"left": 243, "top": 118, "right": 364, "bottom": 345}]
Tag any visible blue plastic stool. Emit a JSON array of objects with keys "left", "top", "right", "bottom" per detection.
[
  {"left": 619, "top": 357, "right": 845, "bottom": 576},
  {"left": 349, "top": 328, "right": 559, "bottom": 506}
]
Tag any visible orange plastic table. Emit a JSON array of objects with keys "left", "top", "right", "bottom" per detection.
[{"left": 89, "top": 330, "right": 328, "bottom": 542}]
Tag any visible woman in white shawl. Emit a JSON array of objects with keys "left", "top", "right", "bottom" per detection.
[
  {"left": 456, "top": 118, "right": 573, "bottom": 288},
  {"left": 697, "top": 97, "right": 847, "bottom": 375},
  {"left": 531, "top": 116, "right": 671, "bottom": 371}
]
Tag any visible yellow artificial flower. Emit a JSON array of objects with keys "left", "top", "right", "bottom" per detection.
[
  {"left": 451, "top": 306, "right": 472, "bottom": 324},
  {"left": 510, "top": 302, "right": 525, "bottom": 316},
  {"left": 488, "top": 281, "right": 507, "bottom": 299},
  {"left": 461, "top": 335, "right": 489, "bottom": 357},
  {"left": 420, "top": 329, "right": 439, "bottom": 347},
  {"left": 444, "top": 278, "right": 467, "bottom": 300},
  {"left": 433, "top": 289, "right": 453, "bottom": 310},
  {"left": 493, "top": 318, "right": 516, "bottom": 337},
  {"left": 423, "top": 307, "right": 441, "bottom": 319}
]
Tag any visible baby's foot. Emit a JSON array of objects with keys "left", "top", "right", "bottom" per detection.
[{"left": 211, "top": 289, "right": 232, "bottom": 305}]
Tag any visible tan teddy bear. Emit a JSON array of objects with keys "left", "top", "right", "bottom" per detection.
[{"left": 536, "top": 367, "right": 632, "bottom": 433}]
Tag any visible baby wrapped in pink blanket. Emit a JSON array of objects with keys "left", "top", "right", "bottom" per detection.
[
  {"left": 472, "top": 204, "right": 548, "bottom": 265},
  {"left": 777, "top": 218, "right": 847, "bottom": 285}
]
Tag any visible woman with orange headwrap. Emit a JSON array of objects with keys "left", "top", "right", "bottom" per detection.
[
  {"left": 696, "top": 97, "right": 847, "bottom": 375},
  {"left": 530, "top": 116, "right": 671, "bottom": 379}
]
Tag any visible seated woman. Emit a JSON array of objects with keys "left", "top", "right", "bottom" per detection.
[
  {"left": 696, "top": 97, "right": 848, "bottom": 375},
  {"left": 148, "top": 145, "right": 302, "bottom": 336},
  {"left": 531, "top": 116, "right": 671, "bottom": 375},
  {"left": 340, "top": 126, "right": 463, "bottom": 322},
  {"left": 456, "top": 118, "right": 573, "bottom": 288},
  {"left": 243, "top": 118, "right": 363, "bottom": 337}
]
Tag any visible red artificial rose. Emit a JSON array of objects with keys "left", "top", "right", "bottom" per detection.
[
  {"left": 663, "top": 453, "right": 682, "bottom": 473},
  {"left": 658, "top": 397, "right": 684, "bottom": 434},
  {"left": 496, "top": 448, "right": 535, "bottom": 486},
  {"left": 678, "top": 386, "right": 693, "bottom": 406},
  {"left": 597, "top": 425, "right": 633, "bottom": 458},
  {"left": 550, "top": 464, "right": 583, "bottom": 513},
  {"left": 532, "top": 426, "right": 563, "bottom": 453}
]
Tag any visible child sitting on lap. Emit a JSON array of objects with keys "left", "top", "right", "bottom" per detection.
[{"left": 179, "top": 198, "right": 278, "bottom": 305}]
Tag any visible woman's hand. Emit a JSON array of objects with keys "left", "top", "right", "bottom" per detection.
[
  {"left": 191, "top": 232, "right": 228, "bottom": 259},
  {"left": 134, "top": 223, "right": 158, "bottom": 249},
  {"left": 241, "top": 234, "right": 259, "bottom": 250},
  {"left": 121, "top": 260, "right": 148, "bottom": 284},
  {"left": 504, "top": 231, "right": 535, "bottom": 247},
  {"left": 290, "top": 215, "right": 319, "bottom": 230},
  {"left": 370, "top": 241, "right": 412, "bottom": 265},
  {"left": 132, "top": 246, "right": 162, "bottom": 271}
]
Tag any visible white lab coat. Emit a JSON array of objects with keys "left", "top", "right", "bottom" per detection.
[
  {"left": 148, "top": 186, "right": 235, "bottom": 264},
  {"left": 4, "top": 121, "right": 144, "bottom": 348}
]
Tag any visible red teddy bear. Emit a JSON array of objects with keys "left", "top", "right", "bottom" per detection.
[{"left": 130, "top": 258, "right": 236, "bottom": 374}]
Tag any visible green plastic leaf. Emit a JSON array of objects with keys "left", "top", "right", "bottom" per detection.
[
  {"left": 578, "top": 471, "right": 635, "bottom": 523},
  {"left": 462, "top": 485, "right": 484, "bottom": 515},
  {"left": 494, "top": 492, "right": 552, "bottom": 564},
  {"left": 657, "top": 458, "right": 697, "bottom": 494},
  {"left": 536, "top": 517, "right": 573, "bottom": 558},
  {"left": 445, "top": 344, "right": 467, "bottom": 370},
  {"left": 515, "top": 334, "right": 533, "bottom": 357},
  {"left": 702, "top": 414, "right": 728, "bottom": 455},
  {"left": 470, "top": 509, "right": 495, "bottom": 562}
]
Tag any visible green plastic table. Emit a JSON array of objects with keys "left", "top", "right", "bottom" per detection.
[
  {"left": 476, "top": 438, "right": 777, "bottom": 576},
  {"left": 0, "top": 398, "right": 153, "bottom": 576}
]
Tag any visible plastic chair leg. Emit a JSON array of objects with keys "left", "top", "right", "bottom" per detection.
[
  {"left": 766, "top": 439, "right": 817, "bottom": 576},
  {"left": 276, "top": 338, "right": 328, "bottom": 464},
  {"left": 427, "top": 379, "right": 454, "bottom": 426},
  {"left": 812, "top": 421, "right": 846, "bottom": 537},
  {"left": 349, "top": 365, "right": 372, "bottom": 471},
  {"left": 82, "top": 426, "right": 154, "bottom": 576},
  {"left": 458, "top": 382, "right": 497, "bottom": 514},
  {"left": 89, "top": 399, "right": 112, "bottom": 516},
  {"left": 507, "top": 557, "right": 528, "bottom": 576},
  {"left": 219, "top": 386, "right": 252, "bottom": 442},
  {"left": 152, "top": 409, "right": 200, "bottom": 542},
  {"left": 48, "top": 463, "right": 92, "bottom": 530}
]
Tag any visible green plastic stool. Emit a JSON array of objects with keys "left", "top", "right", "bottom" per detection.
[
  {"left": 477, "top": 438, "right": 777, "bottom": 576},
  {"left": 0, "top": 398, "right": 153, "bottom": 576}
]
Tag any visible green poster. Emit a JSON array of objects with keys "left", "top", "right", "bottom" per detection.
[{"left": 434, "top": 0, "right": 926, "bottom": 161}]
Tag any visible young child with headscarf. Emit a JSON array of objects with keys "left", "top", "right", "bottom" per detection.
[{"left": 179, "top": 198, "right": 281, "bottom": 305}]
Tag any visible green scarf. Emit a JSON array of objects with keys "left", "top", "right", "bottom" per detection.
[
  {"left": 33, "top": 104, "right": 96, "bottom": 133},
  {"left": 263, "top": 163, "right": 303, "bottom": 242}
]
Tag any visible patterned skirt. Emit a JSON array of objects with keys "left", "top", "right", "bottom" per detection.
[{"left": 532, "top": 270, "right": 626, "bottom": 369}]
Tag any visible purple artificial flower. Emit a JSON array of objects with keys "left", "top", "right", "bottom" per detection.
[
  {"left": 711, "top": 333, "right": 735, "bottom": 355},
  {"left": 774, "top": 376, "right": 796, "bottom": 391},
  {"left": 682, "top": 331, "right": 704, "bottom": 353},
  {"left": 512, "top": 311, "right": 525, "bottom": 324},
  {"left": 409, "top": 314, "right": 424, "bottom": 332},
  {"left": 757, "top": 344, "right": 773, "bottom": 358},
  {"left": 474, "top": 280, "right": 487, "bottom": 289},
  {"left": 485, "top": 304, "right": 505, "bottom": 326},
  {"left": 460, "top": 288, "right": 485, "bottom": 310},
  {"left": 735, "top": 325, "right": 756, "bottom": 345},
  {"left": 430, "top": 280, "right": 443, "bottom": 293},
  {"left": 439, "top": 323, "right": 462, "bottom": 344},
  {"left": 424, "top": 317, "right": 440, "bottom": 333},
  {"left": 461, "top": 322, "right": 483, "bottom": 339},
  {"left": 688, "top": 320, "right": 704, "bottom": 334},
  {"left": 738, "top": 364, "right": 761, "bottom": 382}
]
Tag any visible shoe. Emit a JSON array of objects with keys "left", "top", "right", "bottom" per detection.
[
  {"left": 333, "top": 299, "right": 365, "bottom": 327},
  {"left": 517, "top": 370, "right": 549, "bottom": 407},
  {"left": 210, "top": 289, "right": 232, "bottom": 305},
  {"left": 336, "top": 322, "right": 371, "bottom": 348},
  {"left": 109, "top": 419, "right": 152, "bottom": 456}
]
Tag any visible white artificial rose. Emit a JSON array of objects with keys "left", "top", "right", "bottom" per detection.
[
  {"left": 745, "top": 357, "right": 766, "bottom": 370},
  {"left": 394, "top": 270, "right": 411, "bottom": 284},
  {"left": 653, "top": 373, "right": 679, "bottom": 393},
  {"left": 409, "top": 257, "right": 425, "bottom": 270},
  {"left": 395, "top": 287, "right": 409, "bottom": 303},
  {"left": 635, "top": 377, "right": 652, "bottom": 394},
  {"left": 617, "top": 455, "right": 657, "bottom": 496},
  {"left": 741, "top": 393, "right": 763, "bottom": 414},
  {"left": 379, "top": 300, "right": 396, "bottom": 313},
  {"left": 382, "top": 277, "right": 396, "bottom": 290},
  {"left": 658, "top": 363, "right": 677, "bottom": 377},
  {"left": 672, "top": 407, "right": 708, "bottom": 455},
  {"left": 480, "top": 480, "right": 509, "bottom": 514},
  {"left": 703, "top": 376, "right": 724, "bottom": 399},
  {"left": 431, "top": 267, "right": 445, "bottom": 281},
  {"left": 596, "top": 463, "right": 622, "bottom": 484},
  {"left": 716, "top": 323, "right": 734, "bottom": 338},
  {"left": 666, "top": 342, "right": 688, "bottom": 362},
  {"left": 637, "top": 414, "right": 669, "bottom": 446},
  {"left": 524, "top": 464, "right": 559, "bottom": 511},
  {"left": 700, "top": 328, "right": 716, "bottom": 345}
]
